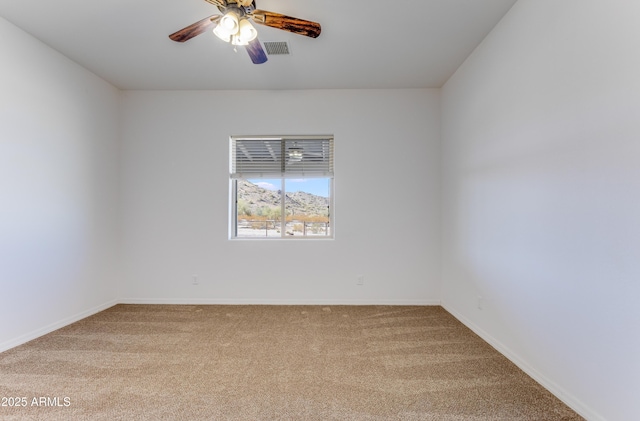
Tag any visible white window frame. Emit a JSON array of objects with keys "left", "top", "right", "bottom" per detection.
[{"left": 229, "top": 135, "right": 334, "bottom": 240}]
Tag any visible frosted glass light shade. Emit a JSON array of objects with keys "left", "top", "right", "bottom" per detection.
[
  {"left": 220, "top": 12, "right": 239, "bottom": 33},
  {"left": 213, "top": 25, "right": 231, "bottom": 42},
  {"left": 213, "top": 10, "right": 240, "bottom": 42},
  {"left": 238, "top": 19, "right": 258, "bottom": 42}
]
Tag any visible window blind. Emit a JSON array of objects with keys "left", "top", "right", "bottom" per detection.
[{"left": 231, "top": 136, "right": 334, "bottom": 178}]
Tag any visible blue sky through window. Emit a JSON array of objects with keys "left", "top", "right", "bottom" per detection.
[{"left": 249, "top": 178, "right": 329, "bottom": 198}]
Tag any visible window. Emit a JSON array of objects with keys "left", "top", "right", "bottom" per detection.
[{"left": 230, "top": 135, "right": 334, "bottom": 239}]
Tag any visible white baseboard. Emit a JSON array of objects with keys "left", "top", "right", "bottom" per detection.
[
  {"left": 0, "top": 299, "right": 118, "bottom": 353},
  {"left": 441, "top": 303, "right": 604, "bottom": 421},
  {"left": 119, "top": 298, "right": 442, "bottom": 306}
]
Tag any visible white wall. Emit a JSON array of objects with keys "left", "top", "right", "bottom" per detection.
[
  {"left": 119, "top": 89, "right": 441, "bottom": 304},
  {"left": 441, "top": 1, "right": 640, "bottom": 420},
  {"left": 0, "top": 17, "right": 120, "bottom": 351},
  {"left": 11, "top": 1, "right": 637, "bottom": 417}
]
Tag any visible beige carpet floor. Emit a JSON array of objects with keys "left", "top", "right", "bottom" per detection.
[{"left": 0, "top": 305, "right": 583, "bottom": 420}]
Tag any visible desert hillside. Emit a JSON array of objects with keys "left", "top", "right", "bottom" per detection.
[{"left": 236, "top": 180, "right": 329, "bottom": 218}]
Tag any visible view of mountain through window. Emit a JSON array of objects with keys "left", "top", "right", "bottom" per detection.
[{"left": 235, "top": 178, "right": 331, "bottom": 238}]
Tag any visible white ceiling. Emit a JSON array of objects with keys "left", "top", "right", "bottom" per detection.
[{"left": 0, "top": 0, "right": 517, "bottom": 90}]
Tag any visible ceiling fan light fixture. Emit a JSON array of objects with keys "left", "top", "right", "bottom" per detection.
[
  {"left": 213, "top": 25, "right": 231, "bottom": 42},
  {"left": 238, "top": 19, "right": 258, "bottom": 42},
  {"left": 220, "top": 11, "right": 240, "bottom": 33},
  {"left": 213, "top": 10, "right": 240, "bottom": 42},
  {"left": 231, "top": 34, "right": 249, "bottom": 46}
]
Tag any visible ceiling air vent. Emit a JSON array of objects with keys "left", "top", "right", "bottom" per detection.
[{"left": 263, "top": 42, "right": 290, "bottom": 55}]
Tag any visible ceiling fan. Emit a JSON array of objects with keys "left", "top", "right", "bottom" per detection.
[{"left": 169, "top": 0, "right": 321, "bottom": 64}]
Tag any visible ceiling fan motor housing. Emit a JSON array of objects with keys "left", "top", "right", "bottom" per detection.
[{"left": 218, "top": 0, "right": 256, "bottom": 15}]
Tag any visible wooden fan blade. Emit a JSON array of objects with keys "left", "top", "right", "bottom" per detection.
[
  {"left": 246, "top": 38, "right": 268, "bottom": 64},
  {"left": 169, "top": 15, "right": 221, "bottom": 42},
  {"left": 251, "top": 10, "right": 321, "bottom": 38}
]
